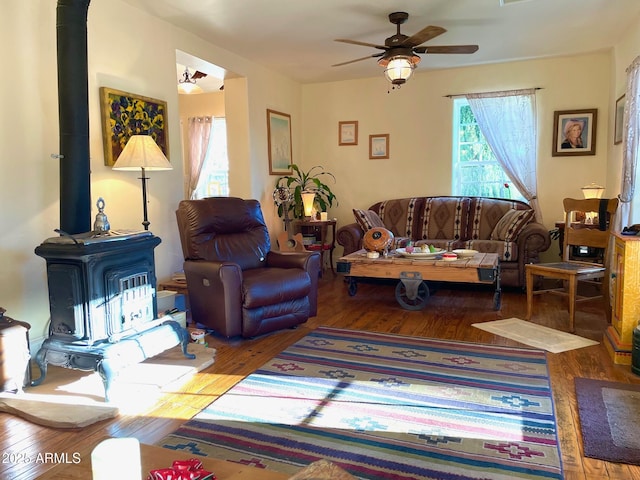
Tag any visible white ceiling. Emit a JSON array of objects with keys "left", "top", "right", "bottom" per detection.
[{"left": 123, "top": 0, "right": 640, "bottom": 90}]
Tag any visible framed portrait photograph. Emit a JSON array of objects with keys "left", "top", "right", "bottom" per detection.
[
  {"left": 552, "top": 109, "right": 597, "bottom": 156},
  {"left": 614, "top": 94, "right": 625, "bottom": 145},
  {"left": 267, "top": 109, "right": 293, "bottom": 174},
  {"left": 100, "top": 87, "right": 169, "bottom": 166},
  {"left": 369, "top": 134, "right": 389, "bottom": 159},
  {"left": 338, "top": 121, "right": 358, "bottom": 145}
]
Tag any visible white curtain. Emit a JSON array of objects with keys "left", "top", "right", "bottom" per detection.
[
  {"left": 186, "top": 116, "right": 214, "bottom": 199},
  {"left": 617, "top": 55, "right": 640, "bottom": 231},
  {"left": 465, "top": 89, "right": 542, "bottom": 222}
]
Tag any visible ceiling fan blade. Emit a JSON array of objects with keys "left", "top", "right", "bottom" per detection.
[
  {"left": 332, "top": 53, "right": 384, "bottom": 67},
  {"left": 192, "top": 71, "right": 208, "bottom": 79},
  {"left": 414, "top": 45, "right": 479, "bottom": 54},
  {"left": 335, "top": 38, "right": 387, "bottom": 50},
  {"left": 400, "top": 25, "right": 446, "bottom": 47}
]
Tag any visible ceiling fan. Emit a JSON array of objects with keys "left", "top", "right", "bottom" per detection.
[
  {"left": 333, "top": 12, "right": 479, "bottom": 86},
  {"left": 177, "top": 66, "right": 208, "bottom": 94}
]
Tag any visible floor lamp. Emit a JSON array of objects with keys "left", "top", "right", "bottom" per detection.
[{"left": 112, "top": 135, "right": 172, "bottom": 230}]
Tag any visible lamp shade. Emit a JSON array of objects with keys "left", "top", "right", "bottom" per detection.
[
  {"left": 301, "top": 191, "right": 316, "bottom": 218},
  {"left": 379, "top": 53, "right": 420, "bottom": 86},
  {"left": 112, "top": 135, "right": 172, "bottom": 171},
  {"left": 581, "top": 183, "right": 604, "bottom": 199},
  {"left": 178, "top": 81, "right": 203, "bottom": 95}
]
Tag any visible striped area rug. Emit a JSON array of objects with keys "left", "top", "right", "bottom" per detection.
[{"left": 159, "top": 327, "right": 563, "bottom": 479}]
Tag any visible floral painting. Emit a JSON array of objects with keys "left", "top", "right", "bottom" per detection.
[{"left": 100, "top": 87, "right": 169, "bottom": 166}]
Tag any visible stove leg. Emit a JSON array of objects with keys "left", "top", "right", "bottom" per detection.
[
  {"left": 164, "top": 320, "right": 196, "bottom": 359},
  {"left": 30, "top": 347, "right": 48, "bottom": 386},
  {"left": 97, "top": 359, "right": 115, "bottom": 402}
]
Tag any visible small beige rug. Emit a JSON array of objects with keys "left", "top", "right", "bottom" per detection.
[
  {"left": 472, "top": 317, "right": 599, "bottom": 353},
  {"left": 0, "top": 343, "right": 215, "bottom": 428}
]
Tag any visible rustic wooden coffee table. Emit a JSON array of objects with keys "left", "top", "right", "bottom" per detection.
[{"left": 337, "top": 250, "right": 501, "bottom": 310}]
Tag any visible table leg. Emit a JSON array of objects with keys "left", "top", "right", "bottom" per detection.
[
  {"left": 493, "top": 263, "right": 502, "bottom": 310},
  {"left": 346, "top": 277, "right": 358, "bottom": 296}
]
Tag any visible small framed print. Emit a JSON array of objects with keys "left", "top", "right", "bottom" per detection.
[
  {"left": 338, "top": 121, "right": 358, "bottom": 145},
  {"left": 614, "top": 94, "right": 625, "bottom": 145},
  {"left": 369, "top": 134, "right": 389, "bottom": 159},
  {"left": 552, "top": 109, "right": 597, "bottom": 156}
]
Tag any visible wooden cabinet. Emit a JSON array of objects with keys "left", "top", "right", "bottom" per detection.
[{"left": 605, "top": 232, "right": 640, "bottom": 364}]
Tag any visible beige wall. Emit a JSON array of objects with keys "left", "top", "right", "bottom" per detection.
[{"left": 301, "top": 52, "right": 612, "bottom": 241}]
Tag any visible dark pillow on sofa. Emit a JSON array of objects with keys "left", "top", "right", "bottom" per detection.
[
  {"left": 353, "top": 209, "right": 386, "bottom": 231},
  {"left": 490, "top": 209, "right": 534, "bottom": 241}
]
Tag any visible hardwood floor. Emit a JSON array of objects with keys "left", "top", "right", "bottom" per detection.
[{"left": 4, "top": 275, "right": 640, "bottom": 479}]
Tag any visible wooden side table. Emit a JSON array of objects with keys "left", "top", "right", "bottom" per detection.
[
  {"left": 294, "top": 219, "right": 337, "bottom": 274},
  {"left": 158, "top": 279, "right": 188, "bottom": 296},
  {"left": 158, "top": 279, "right": 190, "bottom": 324}
]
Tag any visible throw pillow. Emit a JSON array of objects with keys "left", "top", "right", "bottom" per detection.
[
  {"left": 490, "top": 208, "right": 534, "bottom": 241},
  {"left": 353, "top": 208, "right": 386, "bottom": 231}
]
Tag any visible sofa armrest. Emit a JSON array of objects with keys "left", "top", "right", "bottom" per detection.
[
  {"left": 337, "top": 222, "right": 365, "bottom": 255},
  {"left": 515, "top": 221, "right": 552, "bottom": 284}
]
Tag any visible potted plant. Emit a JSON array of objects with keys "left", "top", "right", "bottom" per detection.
[{"left": 275, "top": 164, "right": 338, "bottom": 219}]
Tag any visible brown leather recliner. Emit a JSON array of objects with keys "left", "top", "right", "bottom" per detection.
[{"left": 176, "top": 197, "right": 321, "bottom": 338}]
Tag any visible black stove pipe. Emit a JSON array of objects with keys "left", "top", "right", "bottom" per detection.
[{"left": 56, "top": 0, "right": 91, "bottom": 235}]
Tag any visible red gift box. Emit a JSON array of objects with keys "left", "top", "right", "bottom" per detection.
[{"left": 148, "top": 458, "right": 215, "bottom": 480}]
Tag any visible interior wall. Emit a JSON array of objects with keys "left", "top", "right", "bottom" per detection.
[{"left": 301, "top": 52, "right": 612, "bottom": 257}]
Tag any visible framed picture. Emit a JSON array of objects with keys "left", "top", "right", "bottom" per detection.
[
  {"left": 614, "top": 94, "right": 625, "bottom": 145},
  {"left": 99, "top": 87, "right": 169, "bottom": 167},
  {"left": 267, "top": 109, "right": 293, "bottom": 174},
  {"left": 369, "top": 134, "right": 389, "bottom": 159},
  {"left": 338, "top": 121, "right": 358, "bottom": 145},
  {"left": 552, "top": 109, "right": 597, "bottom": 156}
]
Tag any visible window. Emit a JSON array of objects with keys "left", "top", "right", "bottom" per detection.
[
  {"left": 193, "top": 117, "right": 229, "bottom": 199},
  {"left": 452, "top": 98, "right": 523, "bottom": 201}
]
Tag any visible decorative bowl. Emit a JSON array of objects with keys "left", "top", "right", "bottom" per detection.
[
  {"left": 396, "top": 247, "right": 446, "bottom": 258},
  {"left": 452, "top": 249, "right": 478, "bottom": 258}
]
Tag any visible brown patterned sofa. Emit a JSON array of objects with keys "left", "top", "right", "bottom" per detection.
[{"left": 336, "top": 196, "right": 551, "bottom": 289}]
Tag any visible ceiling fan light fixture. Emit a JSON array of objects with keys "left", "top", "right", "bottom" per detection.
[
  {"left": 380, "top": 54, "right": 419, "bottom": 86},
  {"left": 178, "top": 67, "right": 203, "bottom": 94}
]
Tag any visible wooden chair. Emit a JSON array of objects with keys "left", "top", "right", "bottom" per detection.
[{"left": 525, "top": 197, "right": 618, "bottom": 332}]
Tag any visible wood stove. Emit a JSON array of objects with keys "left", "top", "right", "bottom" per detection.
[
  {"left": 36, "top": 231, "right": 160, "bottom": 344},
  {"left": 30, "top": 0, "right": 194, "bottom": 402},
  {"left": 31, "top": 231, "right": 194, "bottom": 401}
]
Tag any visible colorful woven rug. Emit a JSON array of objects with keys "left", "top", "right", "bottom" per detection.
[{"left": 159, "top": 327, "right": 563, "bottom": 479}]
